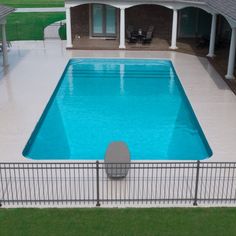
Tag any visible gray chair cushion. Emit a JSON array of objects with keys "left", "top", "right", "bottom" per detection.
[{"left": 105, "top": 142, "right": 131, "bottom": 178}]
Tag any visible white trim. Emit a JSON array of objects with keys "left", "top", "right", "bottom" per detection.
[
  {"left": 0, "top": 18, "right": 6, "bottom": 24},
  {"left": 207, "top": 13, "right": 217, "bottom": 58},
  {"left": 119, "top": 8, "right": 126, "bottom": 49},
  {"left": 66, "top": 7, "right": 73, "bottom": 48},
  {"left": 1, "top": 22, "right": 8, "bottom": 67},
  {"left": 89, "top": 4, "right": 92, "bottom": 37},
  {"left": 225, "top": 27, "right": 236, "bottom": 79},
  {"left": 65, "top": 1, "right": 214, "bottom": 13},
  {"left": 170, "top": 9, "right": 178, "bottom": 50},
  {"left": 225, "top": 16, "right": 236, "bottom": 28}
]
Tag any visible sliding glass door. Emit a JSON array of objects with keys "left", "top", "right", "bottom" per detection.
[{"left": 92, "top": 4, "right": 116, "bottom": 37}]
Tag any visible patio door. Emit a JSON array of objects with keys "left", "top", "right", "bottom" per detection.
[{"left": 92, "top": 4, "right": 116, "bottom": 37}]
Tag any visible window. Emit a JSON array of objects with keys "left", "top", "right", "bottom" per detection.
[{"left": 92, "top": 4, "right": 116, "bottom": 37}]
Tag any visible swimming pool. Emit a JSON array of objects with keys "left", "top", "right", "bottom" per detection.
[{"left": 23, "top": 58, "right": 212, "bottom": 160}]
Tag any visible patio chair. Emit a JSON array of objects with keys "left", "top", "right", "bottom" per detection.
[
  {"left": 126, "top": 30, "right": 137, "bottom": 43},
  {"left": 105, "top": 142, "right": 131, "bottom": 179},
  {"left": 148, "top": 25, "right": 154, "bottom": 32},
  {"left": 142, "top": 30, "right": 153, "bottom": 44}
]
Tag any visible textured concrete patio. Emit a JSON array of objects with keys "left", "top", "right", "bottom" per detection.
[{"left": 0, "top": 40, "right": 236, "bottom": 162}]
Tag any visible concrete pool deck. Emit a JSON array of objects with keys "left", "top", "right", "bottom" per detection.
[{"left": 0, "top": 40, "right": 236, "bottom": 163}]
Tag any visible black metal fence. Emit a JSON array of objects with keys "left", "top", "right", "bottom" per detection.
[{"left": 0, "top": 161, "right": 236, "bottom": 207}]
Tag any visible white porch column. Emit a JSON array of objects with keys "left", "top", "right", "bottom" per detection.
[
  {"left": 207, "top": 13, "right": 217, "bottom": 58},
  {"left": 2, "top": 22, "right": 8, "bottom": 67},
  {"left": 225, "top": 27, "right": 236, "bottom": 79},
  {"left": 119, "top": 8, "right": 126, "bottom": 49},
  {"left": 170, "top": 9, "right": 178, "bottom": 50},
  {"left": 66, "top": 7, "right": 73, "bottom": 48}
]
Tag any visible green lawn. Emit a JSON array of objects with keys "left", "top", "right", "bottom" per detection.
[
  {"left": 1, "top": 208, "right": 236, "bottom": 236},
  {"left": 0, "top": 0, "right": 64, "bottom": 8},
  {"left": 5, "top": 12, "right": 65, "bottom": 40}
]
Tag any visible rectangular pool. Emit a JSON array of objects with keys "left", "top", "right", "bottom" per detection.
[{"left": 23, "top": 58, "right": 212, "bottom": 160}]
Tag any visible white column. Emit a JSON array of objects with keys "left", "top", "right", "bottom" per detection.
[
  {"left": 66, "top": 7, "right": 73, "bottom": 48},
  {"left": 207, "top": 13, "right": 217, "bottom": 58},
  {"left": 225, "top": 27, "right": 236, "bottom": 79},
  {"left": 170, "top": 9, "right": 178, "bottom": 50},
  {"left": 119, "top": 8, "right": 126, "bottom": 49},
  {"left": 2, "top": 23, "right": 8, "bottom": 67}
]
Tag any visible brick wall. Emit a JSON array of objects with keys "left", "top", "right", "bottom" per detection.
[
  {"left": 126, "top": 5, "right": 172, "bottom": 39},
  {"left": 71, "top": 4, "right": 90, "bottom": 39},
  {"left": 70, "top": 4, "right": 172, "bottom": 40}
]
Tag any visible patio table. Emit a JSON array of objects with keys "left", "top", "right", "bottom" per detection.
[{"left": 132, "top": 29, "right": 146, "bottom": 43}]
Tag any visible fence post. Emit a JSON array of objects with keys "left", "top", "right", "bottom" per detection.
[
  {"left": 96, "top": 161, "right": 101, "bottom": 207},
  {"left": 193, "top": 160, "right": 200, "bottom": 206}
]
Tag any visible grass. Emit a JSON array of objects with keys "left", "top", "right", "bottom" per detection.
[
  {"left": 5, "top": 12, "right": 65, "bottom": 40},
  {"left": 0, "top": 0, "right": 64, "bottom": 8},
  {"left": 1, "top": 208, "right": 236, "bottom": 236}
]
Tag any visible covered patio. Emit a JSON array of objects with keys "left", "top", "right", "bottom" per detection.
[{"left": 65, "top": 0, "right": 236, "bottom": 80}]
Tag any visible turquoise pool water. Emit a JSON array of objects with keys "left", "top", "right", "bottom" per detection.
[{"left": 23, "top": 58, "right": 212, "bottom": 160}]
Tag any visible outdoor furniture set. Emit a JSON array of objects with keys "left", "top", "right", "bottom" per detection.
[{"left": 126, "top": 25, "right": 154, "bottom": 44}]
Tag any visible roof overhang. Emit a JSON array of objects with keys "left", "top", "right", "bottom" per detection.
[
  {"left": 65, "top": 0, "right": 236, "bottom": 27},
  {"left": 65, "top": 0, "right": 211, "bottom": 12},
  {"left": 0, "top": 4, "right": 15, "bottom": 22}
]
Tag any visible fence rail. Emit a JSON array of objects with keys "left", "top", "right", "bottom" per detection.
[{"left": 1, "top": 161, "right": 236, "bottom": 207}]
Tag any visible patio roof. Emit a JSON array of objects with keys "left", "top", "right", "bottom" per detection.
[
  {"left": 66, "top": 0, "right": 236, "bottom": 22},
  {"left": 206, "top": 0, "right": 236, "bottom": 21},
  {"left": 0, "top": 4, "right": 15, "bottom": 21}
]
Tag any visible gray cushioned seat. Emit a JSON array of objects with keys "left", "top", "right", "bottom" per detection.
[{"left": 105, "top": 142, "right": 131, "bottom": 178}]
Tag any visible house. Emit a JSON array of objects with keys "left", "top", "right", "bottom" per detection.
[
  {"left": 64, "top": 0, "right": 236, "bottom": 79},
  {"left": 0, "top": 5, "right": 15, "bottom": 67}
]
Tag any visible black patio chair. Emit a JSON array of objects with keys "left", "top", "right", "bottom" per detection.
[
  {"left": 148, "top": 25, "right": 154, "bottom": 32},
  {"left": 142, "top": 30, "right": 153, "bottom": 44},
  {"left": 126, "top": 30, "right": 137, "bottom": 43}
]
